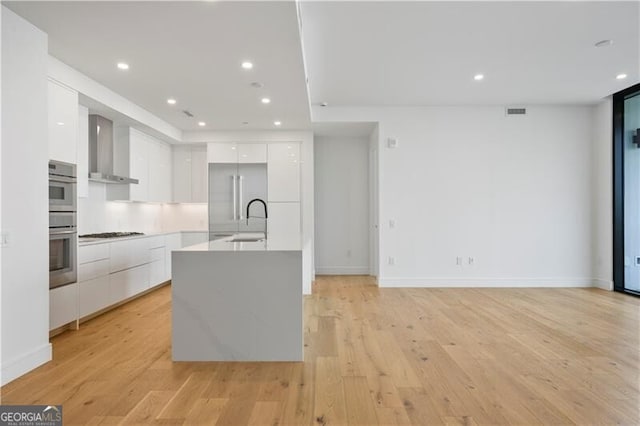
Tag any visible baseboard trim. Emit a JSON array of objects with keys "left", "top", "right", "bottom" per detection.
[
  {"left": 592, "top": 279, "right": 614, "bottom": 291},
  {"left": 316, "top": 267, "right": 370, "bottom": 275},
  {"left": 1, "top": 343, "right": 52, "bottom": 386},
  {"left": 378, "top": 277, "right": 598, "bottom": 288}
]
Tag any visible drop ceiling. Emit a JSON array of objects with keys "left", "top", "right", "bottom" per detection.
[
  {"left": 5, "top": 1, "right": 311, "bottom": 131},
  {"left": 299, "top": 1, "right": 640, "bottom": 106}
]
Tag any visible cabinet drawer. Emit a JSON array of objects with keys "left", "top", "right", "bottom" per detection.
[
  {"left": 79, "top": 243, "right": 109, "bottom": 265},
  {"left": 150, "top": 246, "right": 164, "bottom": 262},
  {"left": 78, "top": 259, "right": 110, "bottom": 282},
  {"left": 109, "top": 265, "right": 149, "bottom": 305},
  {"left": 79, "top": 275, "right": 110, "bottom": 318},
  {"left": 50, "top": 283, "right": 78, "bottom": 330},
  {"left": 109, "top": 238, "right": 150, "bottom": 273},
  {"left": 149, "top": 259, "right": 165, "bottom": 287},
  {"left": 147, "top": 235, "right": 165, "bottom": 249}
]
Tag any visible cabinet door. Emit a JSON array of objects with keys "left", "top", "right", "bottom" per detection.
[
  {"left": 109, "top": 264, "right": 149, "bottom": 304},
  {"left": 172, "top": 146, "right": 192, "bottom": 203},
  {"left": 77, "top": 105, "right": 89, "bottom": 198},
  {"left": 164, "top": 233, "right": 182, "bottom": 279},
  {"left": 48, "top": 80, "right": 78, "bottom": 164},
  {"left": 149, "top": 257, "right": 166, "bottom": 288},
  {"left": 129, "top": 133, "right": 149, "bottom": 201},
  {"left": 109, "top": 238, "right": 150, "bottom": 273},
  {"left": 267, "top": 202, "right": 300, "bottom": 239},
  {"left": 268, "top": 143, "right": 300, "bottom": 202},
  {"left": 149, "top": 139, "right": 171, "bottom": 202},
  {"left": 238, "top": 143, "right": 267, "bottom": 163},
  {"left": 50, "top": 283, "right": 78, "bottom": 330},
  {"left": 208, "top": 143, "right": 238, "bottom": 163},
  {"left": 191, "top": 146, "right": 208, "bottom": 203},
  {"left": 79, "top": 276, "right": 110, "bottom": 318}
]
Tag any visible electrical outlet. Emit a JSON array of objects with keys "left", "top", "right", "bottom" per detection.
[
  {"left": 388, "top": 256, "right": 395, "bottom": 266},
  {"left": 346, "top": 249, "right": 352, "bottom": 258},
  {"left": 0, "top": 231, "right": 9, "bottom": 247},
  {"left": 468, "top": 257, "right": 475, "bottom": 266},
  {"left": 456, "top": 256, "right": 463, "bottom": 266},
  {"left": 389, "top": 220, "right": 396, "bottom": 228}
]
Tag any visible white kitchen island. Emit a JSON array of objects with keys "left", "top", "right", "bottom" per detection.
[{"left": 171, "top": 235, "right": 303, "bottom": 362}]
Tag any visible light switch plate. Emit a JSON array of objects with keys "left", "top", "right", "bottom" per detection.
[{"left": 387, "top": 138, "right": 398, "bottom": 148}]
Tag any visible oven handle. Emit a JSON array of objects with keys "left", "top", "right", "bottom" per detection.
[
  {"left": 49, "top": 175, "right": 77, "bottom": 184},
  {"left": 49, "top": 229, "right": 78, "bottom": 236}
]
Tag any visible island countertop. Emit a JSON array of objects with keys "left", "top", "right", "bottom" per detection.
[{"left": 176, "top": 233, "right": 302, "bottom": 252}]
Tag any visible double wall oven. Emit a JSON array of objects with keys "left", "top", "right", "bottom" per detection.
[{"left": 49, "top": 160, "right": 77, "bottom": 289}]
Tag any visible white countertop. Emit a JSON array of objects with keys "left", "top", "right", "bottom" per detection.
[
  {"left": 176, "top": 233, "right": 302, "bottom": 252},
  {"left": 78, "top": 230, "right": 206, "bottom": 246}
]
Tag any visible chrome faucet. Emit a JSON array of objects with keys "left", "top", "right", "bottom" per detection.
[{"left": 246, "top": 198, "right": 268, "bottom": 238}]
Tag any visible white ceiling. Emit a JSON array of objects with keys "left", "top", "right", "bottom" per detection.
[
  {"left": 299, "top": 1, "right": 640, "bottom": 106},
  {"left": 5, "top": 1, "right": 311, "bottom": 131}
]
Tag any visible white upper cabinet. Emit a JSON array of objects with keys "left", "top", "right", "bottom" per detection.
[
  {"left": 238, "top": 144, "right": 267, "bottom": 163},
  {"left": 268, "top": 143, "right": 300, "bottom": 202},
  {"left": 173, "top": 145, "right": 207, "bottom": 203},
  {"left": 48, "top": 79, "right": 78, "bottom": 164},
  {"left": 207, "top": 142, "right": 239, "bottom": 163},
  {"left": 207, "top": 143, "right": 267, "bottom": 163},
  {"left": 107, "top": 128, "right": 172, "bottom": 202},
  {"left": 191, "top": 146, "right": 207, "bottom": 202}
]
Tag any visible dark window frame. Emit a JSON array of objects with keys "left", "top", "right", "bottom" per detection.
[{"left": 612, "top": 82, "right": 640, "bottom": 296}]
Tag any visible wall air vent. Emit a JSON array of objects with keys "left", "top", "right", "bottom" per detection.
[
  {"left": 506, "top": 107, "right": 527, "bottom": 116},
  {"left": 182, "top": 110, "right": 194, "bottom": 118}
]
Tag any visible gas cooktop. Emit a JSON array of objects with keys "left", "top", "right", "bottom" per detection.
[{"left": 79, "top": 232, "right": 145, "bottom": 239}]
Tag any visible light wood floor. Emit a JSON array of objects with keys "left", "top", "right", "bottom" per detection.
[{"left": 1, "top": 276, "right": 639, "bottom": 425}]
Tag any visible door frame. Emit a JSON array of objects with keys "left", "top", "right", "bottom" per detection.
[{"left": 612, "top": 82, "right": 640, "bottom": 296}]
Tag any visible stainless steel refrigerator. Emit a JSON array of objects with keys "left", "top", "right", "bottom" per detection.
[{"left": 208, "top": 163, "right": 267, "bottom": 239}]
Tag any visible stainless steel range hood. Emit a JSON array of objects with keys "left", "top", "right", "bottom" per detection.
[{"left": 88, "top": 115, "right": 139, "bottom": 184}]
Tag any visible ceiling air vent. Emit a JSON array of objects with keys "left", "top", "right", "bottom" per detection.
[
  {"left": 182, "top": 110, "right": 194, "bottom": 118},
  {"left": 506, "top": 107, "right": 526, "bottom": 116}
]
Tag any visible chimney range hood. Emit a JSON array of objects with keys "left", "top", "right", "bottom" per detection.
[{"left": 88, "top": 115, "right": 139, "bottom": 184}]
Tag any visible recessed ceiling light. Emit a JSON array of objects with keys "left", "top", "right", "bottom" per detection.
[
  {"left": 167, "top": 98, "right": 177, "bottom": 105},
  {"left": 274, "top": 121, "right": 282, "bottom": 126},
  {"left": 616, "top": 73, "right": 628, "bottom": 80},
  {"left": 56, "top": 122, "right": 65, "bottom": 126},
  {"left": 241, "top": 61, "right": 253, "bottom": 70},
  {"left": 595, "top": 39, "right": 613, "bottom": 48},
  {"left": 250, "top": 82, "right": 264, "bottom": 88},
  {"left": 242, "top": 121, "right": 249, "bottom": 125},
  {"left": 320, "top": 102, "right": 329, "bottom": 107},
  {"left": 261, "top": 98, "right": 271, "bottom": 104},
  {"left": 474, "top": 74, "right": 484, "bottom": 81},
  {"left": 117, "top": 62, "right": 129, "bottom": 70},
  {"left": 198, "top": 121, "right": 206, "bottom": 127}
]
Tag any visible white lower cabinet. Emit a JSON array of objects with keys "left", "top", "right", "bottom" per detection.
[
  {"left": 109, "top": 264, "right": 149, "bottom": 305},
  {"left": 50, "top": 283, "right": 78, "bottom": 330},
  {"left": 79, "top": 276, "right": 110, "bottom": 318},
  {"left": 165, "top": 233, "right": 182, "bottom": 279}
]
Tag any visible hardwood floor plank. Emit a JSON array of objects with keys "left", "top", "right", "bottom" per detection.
[{"left": 1, "top": 277, "right": 638, "bottom": 425}]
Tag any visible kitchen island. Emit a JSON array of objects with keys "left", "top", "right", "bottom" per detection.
[{"left": 171, "top": 234, "right": 303, "bottom": 362}]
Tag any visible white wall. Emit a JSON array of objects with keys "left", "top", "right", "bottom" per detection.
[
  {"left": 183, "top": 130, "right": 315, "bottom": 294},
  {"left": 591, "top": 98, "right": 613, "bottom": 290},
  {"left": 314, "top": 105, "right": 595, "bottom": 287},
  {"left": 314, "top": 136, "right": 369, "bottom": 274},
  {"left": 1, "top": 7, "right": 51, "bottom": 385},
  {"left": 78, "top": 182, "right": 163, "bottom": 234}
]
